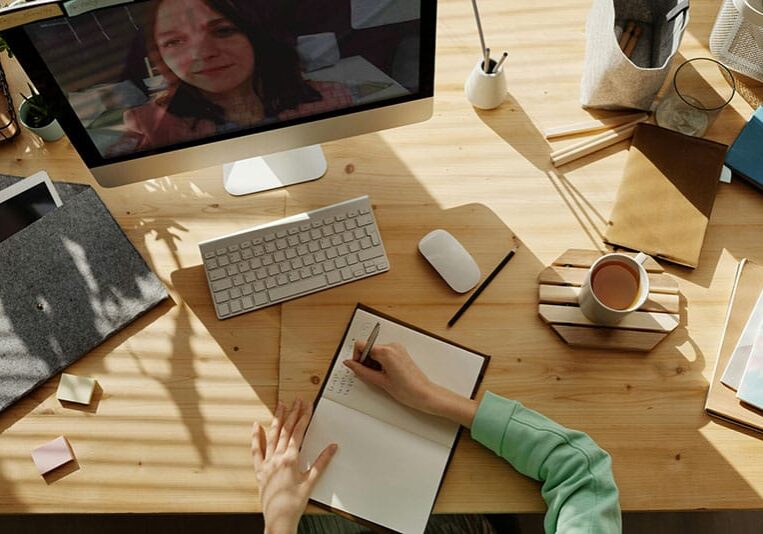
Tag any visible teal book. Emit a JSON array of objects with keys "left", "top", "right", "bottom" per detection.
[{"left": 725, "top": 106, "right": 763, "bottom": 192}]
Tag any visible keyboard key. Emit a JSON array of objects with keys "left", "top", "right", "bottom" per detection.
[
  {"left": 297, "top": 244, "right": 308, "bottom": 256},
  {"left": 226, "top": 265, "right": 238, "bottom": 276},
  {"left": 265, "top": 243, "right": 276, "bottom": 253},
  {"left": 365, "top": 264, "right": 377, "bottom": 274},
  {"left": 285, "top": 249, "right": 297, "bottom": 259},
  {"left": 237, "top": 262, "right": 250, "bottom": 273},
  {"left": 256, "top": 268, "right": 267, "bottom": 279},
  {"left": 371, "top": 233, "right": 380, "bottom": 246},
  {"left": 218, "top": 256, "right": 230, "bottom": 267},
  {"left": 326, "top": 248, "right": 338, "bottom": 259},
  {"left": 253, "top": 245, "right": 264, "bottom": 256},
  {"left": 289, "top": 272, "right": 299, "bottom": 282},
  {"left": 308, "top": 242, "right": 320, "bottom": 253},
  {"left": 335, "top": 257, "right": 347, "bottom": 268},
  {"left": 323, "top": 261, "right": 336, "bottom": 272},
  {"left": 204, "top": 250, "right": 216, "bottom": 259},
  {"left": 358, "top": 247, "right": 384, "bottom": 262},
  {"left": 230, "top": 287, "right": 242, "bottom": 299},
  {"left": 250, "top": 258, "right": 262, "bottom": 269},
  {"left": 265, "top": 278, "right": 277, "bottom": 289},
  {"left": 274, "top": 251, "right": 286, "bottom": 262},
  {"left": 311, "top": 220, "right": 321, "bottom": 229},
  {"left": 354, "top": 228, "right": 365, "bottom": 239},
  {"left": 233, "top": 275, "right": 244, "bottom": 286},
  {"left": 376, "top": 259, "right": 389, "bottom": 270},
  {"left": 254, "top": 280, "right": 265, "bottom": 292},
  {"left": 254, "top": 292, "right": 268, "bottom": 306},
  {"left": 338, "top": 244, "right": 349, "bottom": 255},
  {"left": 311, "top": 229, "right": 321, "bottom": 239},
  {"left": 276, "top": 230, "right": 288, "bottom": 239},
  {"left": 252, "top": 237, "right": 263, "bottom": 245},
  {"left": 322, "top": 226, "right": 334, "bottom": 237},
  {"left": 299, "top": 233, "right": 310, "bottom": 244},
  {"left": 345, "top": 219, "right": 357, "bottom": 230},
  {"left": 280, "top": 262, "right": 291, "bottom": 273},
  {"left": 242, "top": 296, "right": 255, "bottom": 310},
  {"left": 218, "top": 302, "right": 230, "bottom": 316},
  {"left": 300, "top": 267, "right": 311, "bottom": 279},
  {"left": 267, "top": 265, "right": 279, "bottom": 276},
  {"left": 347, "top": 254, "right": 359, "bottom": 265},
  {"left": 331, "top": 235, "right": 342, "bottom": 246},
  {"left": 216, "top": 248, "right": 227, "bottom": 256},
  {"left": 230, "top": 299, "right": 242, "bottom": 313},
  {"left": 359, "top": 206, "right": 370, "bottom": 214},
  {"left": 303, "top": 255, "right": 314, "bottom": 266},
  {"left": 319, "top": 238, "right": 331, "bottom": 249},
  {"left": 276, "top": 239, "right": 288, "bottom": 250},
  {"left": 299, "top": 223, "right": 310, "bottom": 231},
  {"left": 208, "top": 268, "right": 226, "bottom": 281},
  {"left": 353, "top": 267, "right": 364, "bottom": 277},
  {"left": 228, "top": 244, "right": 240, "bottom": 252},
  {"left": 315, "top": 251, "right": 326, "bottom": 262},
  {"left": 244, "top": 271, "right": 256, "bottom": 283},
  {"left": 335, "top": 214, "right": 346, "bottom": 221},
  {"left": 269, "top": 275, "right": 327, "bottom": 301},
  {"left": 206, "top": 258, "right": 218, "bottom": 269},
  {"left": 241, "top": 241, "right": 251, "bottom": 249},
  {"left": 212, "top": 278, "right": 232, "bottom": 291},
  {"left": 360, "top": 237, "right": 372, "bottom": 249},
  {"left": 241, "top": 249, "right": 253, "bottom": 260},
  {"left": 334, "top": 222, "right": 345, "bottom": 233},
  {"left": 323, "top": 217, "right": 333, "bottom": 225},
  {"left": 277, "top": 274, "right": 288, "bottom": 285},
  {"left": 311, "top": 264, "right": 324, "bottom": 275},
  {"left": 242, "top": 284, "right": 253, "bottom": 296},
  {"left": 230, "top": 251, "right": 241, "bottom": 263},
  {"left": 215, "top": 290, "right": 230, "bottom": 303},
  {"left": 349, "top": 242, "right": 360, "bottom": 252},
  {"left": 342, "top": 232, "right": 354, "bottom": 243},
  {"left": 291, "top": 258, "right": 302, "bottom": 269},
  {"left": 287, "top": 235, "right": 299, "bottom": 247},
  {"left": 262, "top": 256, "right": 274, "bottom": 266},
  {"left": 288, "top": 227, "right": 299, "bottom": 235},
  {"left": 327, "top": 270, "right": 341, "bottom": 284},
  {"left": 348, "top": 210, "right": 358, "bottom": 218},
  {"left": 341, "top": 267, "right": 353, "bottom": 280}
]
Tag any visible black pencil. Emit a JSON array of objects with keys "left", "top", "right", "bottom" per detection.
[{"left": 447, "top": 246, "right": 517, "bottom": 327}]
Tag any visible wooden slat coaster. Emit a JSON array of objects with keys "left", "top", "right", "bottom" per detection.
[{"left": 538, "top": 249, "right": 680, "bottom": 352}]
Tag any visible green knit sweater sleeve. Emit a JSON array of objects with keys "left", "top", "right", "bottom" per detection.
[{"left": 470, "top": 391, "right": 621, "bottom": 534}]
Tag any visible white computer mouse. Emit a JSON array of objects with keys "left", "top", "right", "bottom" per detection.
[{"left": 418, "top": 229, "right": 481, "bottom": 293}]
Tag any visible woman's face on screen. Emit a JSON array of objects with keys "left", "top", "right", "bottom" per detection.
[{"left": 154, "top": 0, "right": 256, "bottom": 95}]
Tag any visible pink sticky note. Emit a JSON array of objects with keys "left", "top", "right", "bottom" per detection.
[{"left": 31, "top": 436, "right": 75, "bottom": 476}]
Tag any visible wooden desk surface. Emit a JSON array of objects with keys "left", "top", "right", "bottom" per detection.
[{"left": 1, "top": 0, "right": 762, "bottom": 515}]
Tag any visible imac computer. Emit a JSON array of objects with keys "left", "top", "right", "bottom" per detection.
[{"left": 0, "top": 0, "right": 435, "bottom": 195}]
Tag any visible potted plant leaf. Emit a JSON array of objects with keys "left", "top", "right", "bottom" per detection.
[{"left": 19, "top": 83, "right": 64, "bottom": 142}]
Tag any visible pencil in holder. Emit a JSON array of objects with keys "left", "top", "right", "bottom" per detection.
[{"left": 465, "top": 59, "right": 507, "bottom": 110}]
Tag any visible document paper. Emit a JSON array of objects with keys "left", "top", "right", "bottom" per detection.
[{"left": 299, "top": 307, "right": 486, "bottom": 534}]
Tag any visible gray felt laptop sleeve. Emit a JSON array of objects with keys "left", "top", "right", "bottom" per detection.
[{"left": 0, "top": 175, "right": 168, "bottom": 413}]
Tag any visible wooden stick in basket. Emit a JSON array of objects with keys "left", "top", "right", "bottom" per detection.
[
  {"left": 550, "top": 117, "right": 648, "bottom": 167},
  {"left": 543, "top": 112, "right": 648, "bottom": 140}
]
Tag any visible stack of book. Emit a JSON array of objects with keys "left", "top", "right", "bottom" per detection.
[{"left": 705, "top": 260, "right": 763, "bottom": 432}]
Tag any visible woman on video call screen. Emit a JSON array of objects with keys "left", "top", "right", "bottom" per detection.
[{"left": 24, "top": 0, "right": 422, "bottom": 158}]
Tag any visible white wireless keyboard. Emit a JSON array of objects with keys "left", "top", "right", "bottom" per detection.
[{"left": 199, "top": 196, "right": 389, "bottom": 319}]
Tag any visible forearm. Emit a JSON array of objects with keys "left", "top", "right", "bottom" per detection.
[{"left": 424, "top": 384, "right": 479, "bottom": 428}]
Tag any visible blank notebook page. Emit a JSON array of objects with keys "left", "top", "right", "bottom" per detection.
[{"left": 299, "top": 307, "right": 486, "bottom": 534}]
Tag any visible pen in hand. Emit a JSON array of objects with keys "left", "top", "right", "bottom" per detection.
[{"left": 358, "top": 322, "right": 382, "bottom": 371}]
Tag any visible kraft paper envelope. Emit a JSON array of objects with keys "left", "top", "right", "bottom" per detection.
[{"left": 605, "top": 123, "right": 727, "bottom": 268}]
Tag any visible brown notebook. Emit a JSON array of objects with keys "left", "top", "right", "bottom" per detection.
[
  {"left": 605, "top": 124, "right": 728, "bottom": 268},
  {"left": 705, "top": 259, "right": 763, "bottom": 433}
]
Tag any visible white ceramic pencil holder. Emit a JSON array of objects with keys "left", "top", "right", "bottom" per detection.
[{"left": 465, "top": 59, "right": 507, "bottom": 110}]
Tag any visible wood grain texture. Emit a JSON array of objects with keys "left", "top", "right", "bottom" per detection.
[{"left": 0, "top": 0, "right": 762, "bottom": 515}]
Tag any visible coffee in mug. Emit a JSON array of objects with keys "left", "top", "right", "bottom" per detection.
[{"left": 579, "top": 252, "right": 650, "bottom": 325}]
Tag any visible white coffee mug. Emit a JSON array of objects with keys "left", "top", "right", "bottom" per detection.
[{"left": 578, "top": 252, "right": 650, "bottom": 325}]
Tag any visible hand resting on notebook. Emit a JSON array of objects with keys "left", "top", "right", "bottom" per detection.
[{"left": 251, "top": 399, "right": 337, "bottom": 534}]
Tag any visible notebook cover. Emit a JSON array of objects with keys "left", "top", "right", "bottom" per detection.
[
  {"left": 306, "top": 303, "right": 491, "bottom": 533},
  {"left": 605, "top": 123, "right": 727, "bottom": 268},
  {"left": 0, "top": 174, "right": 168, "bottom": 413},
  {"left": 725, "top": 106, "right": 763, "bottom": 192},
  {"left": 705, "top": 260, "right": 763, "bottom": 433}
]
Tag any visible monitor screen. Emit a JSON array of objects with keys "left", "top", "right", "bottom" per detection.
[{"left": 14, "top": 0, "right": 429, "bottom": 167}]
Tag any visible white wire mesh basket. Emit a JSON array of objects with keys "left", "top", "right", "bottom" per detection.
[{"left": 710, "top": 0, "right": 763, "bottom": 82}]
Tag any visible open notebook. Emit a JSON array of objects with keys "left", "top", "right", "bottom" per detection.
[{"left": 299, "top": 304, "right": 490, "bottom": 534}]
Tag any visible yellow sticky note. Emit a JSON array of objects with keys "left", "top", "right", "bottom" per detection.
[{"left": 57, "top": 373, "right": 96, "bottom": 405}]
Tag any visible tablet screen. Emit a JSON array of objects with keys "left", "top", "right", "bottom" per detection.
[{"left": 0, "top": 182, "right": 59, "bottom": 242}]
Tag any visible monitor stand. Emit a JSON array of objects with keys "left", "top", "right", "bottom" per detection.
[{"left": 222, "top": 145, "right": 327, "bottom": 196}]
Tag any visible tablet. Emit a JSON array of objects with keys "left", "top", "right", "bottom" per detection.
[{"left": 0, "top": 170, "right": 63, "bottom": 242}]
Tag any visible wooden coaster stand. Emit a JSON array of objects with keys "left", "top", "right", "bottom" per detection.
[{"left": 538, "top": 249, "right": 680, "bottom": 352}]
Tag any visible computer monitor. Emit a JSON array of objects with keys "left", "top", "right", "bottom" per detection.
[{"left": 0, "top": 0, "right": 435, "bottom": 195}]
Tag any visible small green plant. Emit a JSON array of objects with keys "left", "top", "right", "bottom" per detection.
[{"left": 20, "top": 83, "right": 53, "bottom": 128}]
